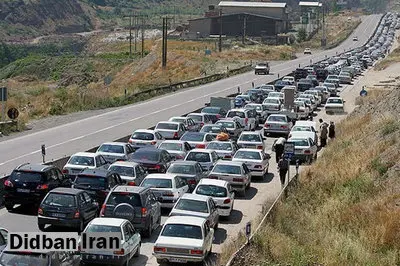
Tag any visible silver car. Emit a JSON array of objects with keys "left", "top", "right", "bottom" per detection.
[
  {"left": 215, "top": 120, "right": 244, "bottom": 140},
  {"left": 169, "top": 116, "right": 200, "bottom": 132},
  {"left": 155, "top": 121, "right": 187, "bottom": 140},
  {"left": 237, "top": 131, "right": 266, "bottom": 150},
  {"left": 184, "top": 149, "right": 220, "bottom": 171},
  {"left": 263, "top": 114, "right": 293, "bottom": 137},
  {"left": 180, "top": 132, "right": 215, "bottom": 149},
  {"left": 96, "top": 142, "right": 135, "bottom": 163},
  {"left": 158, "top": 140, "right": 192, "bottom": 160},
  {"left": 263, "top": 97, "right": 282, "bottom": 114},
  {"left": 108, "top": 161, "right": 148, "bottom": 186},
  {"left": 166, "top": 161, "right": 207, "bottom": 192},
  {"left": 206, "top": 140, "right": 240, "bottom": 160}
]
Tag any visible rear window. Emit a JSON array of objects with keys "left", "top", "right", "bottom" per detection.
[
  {"left": 227, "top": 111, "right": 245, "bottom": 118},
  {"left": 43, "top": 193, "right": 76, "bottom": 207},
  {"left": 141, "top": 178, "right": 172, "bottom": 188},
  {"left": 216, "top": 121, "right": 234, "bottom": 128},
  {"left": 131, "top": 132, "right": 154, "bottom": 140},
  {"left": 195, "top": 185, "right": 227, "bottom": 197},
  {"left": 167, "top": 164, "right": 195, "bottom": 174},
  {"left": 291, "top": 139, "right": 310, "bottom": 146},
  {"left": 207, "top": 142, "right": 232, "bottom": 151},
  {"left": 170, "top": 118, "right": 185, "bottom": 123},
  {"left": 263, "top": 98, "right": 279, "bottom": 104},
  {"left": 107, "top": 192, "right": 142, "bottom": 207},
  {"left": 327, "top": 98, "right": 343, "bottom": 104},
  {"left": 175, "top": 199, "right": 208, "bottom": 213},
  {"left": 74, "top": 176, "right": 107, "bottom": 189},
  {"left": 180, "top": 133, "right": 205, "bottom": 142},
  {"left": 267, "top": 116, "right": 287, "bottom": 122},
  {"left": 68, "top": 156, "right": 95, "bottom": 166},
  {"left": 0, "top": 252, "right": 49, "bottom": 266},
  {"left": 212, "top": 164, "right": 241, "bottom": 175},
  {"left": 187, "top": 114, "right": 202, "bottom": 122},
  {"left": 156, "top": 123, "right": 178, "bottom": 130},
  {"left": 98, "top": 144, "right": 124, "bottom": 154},
  {"left": 161, "top": 224, "right": 203, "bottom": 239},
  {"left": 234, "top": 150, "right": 261, "bottom": 160},
  {"left": 201, "top": 126, "right": 222, "bottom": 133},
  {"left": 202, "top": 107, "right": 219, "bottom": 114},
  {"left": 239, "top": 134, "right": 262, "bottom": 142},
  {"left": 109, "top": 165, "right": 135, "bottom": 177},
  {"left": 85, "top": 225, "right": 122, "bottom": 239},
  {"left": 159, "top": 142, "right": 183, "bottom": 151},
  {"left": 132, "top": 150, "right": 160, "bottom": 161},
  {"left": 10, "top": 171, "right": 44, "bottom": 183},
  {"left": 186, "top": 152, "right": 211, "bottom": 162}
]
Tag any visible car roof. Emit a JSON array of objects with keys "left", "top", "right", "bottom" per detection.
[
  {"left": 161, "top": 140, "right": 186, "bottom": 144},
  {"left": 289, "top": 131, "right": 314, "bottom": 138},
  {"left": 157, "top": 121, "right": 181, "bottom": 125},
  {"left": 78, "top": 168, "right": 110, "bottom": 177},
  {"left": 49, "top": 187, "right": 84, "bottom": 195},
  {"left": 112, "top": 185, "right": 148, "bottom": 193},
  {"left": 135, "top": 147, "right": 163, "bottom": 153},
  {"left": 71, "top": 152, "right": 97, "bottom": 157},
  {"left": 217, "top": 120, "right": 235, "bottom": 123},
  {"left": 133, "top": 129, "right": 156, "bottom": 134},
  {"left": 236, "top": 148, "right": 262, "bottom": 153},
  {"left": 268, "top": 114, "right": 287, "bottom": 117},
  {"left": 295, "top": 121, "right": 316, "bottom": 128},
  {"left": 215, "top": 160, "right": 244, "bottom": 166},
  {"left": 145, "top": 173, "right": 178, "bottom": 179},
  {"left": 240, "top": 131, "right": 261, "bottom": 136},
  {"left": 110, "top": 161, "right": 139, "bottom": 167},
  {"left": 327, "top": 97, "right": 343, "bottom": 100},
  {"left": 100, "top": 142, "right": 126, "bottom": 146},
  {"left": 198, "top": 178, "right": 228, "bottom": 187},
  {"left": 187, "top": 113, "right": 205, "bottom": 116},
  {"left": 89, "top": 218, "right": 126, "bottom": 227},
  {"left": 170, "top": 116, "right": 187, "bottom": 120},
  {"left": 209, "top": 140, "right": 234, "bottom": 144},
  {"left": 164, "top": 216, "right": 206, "bottom": 227},
  {"left": 180, "top": 193, "right": 210, "bottom": 202},
  {"left": 188, "top": 149, "right": 215, "bottom": 154},
  {"left": 170, "top": 160, "right": 198, "bottom": 166},
  {"left": 15, "top": 163, "right": 54, "bottom": 172},
  {"left": 228, "top": 109, "right": 246, "bottom": 112}
]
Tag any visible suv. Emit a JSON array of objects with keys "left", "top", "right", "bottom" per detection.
[
  {"left": 254, "top": 62, "right": 270, "bottom": 75},
  {"left": 3, "top": 163, "right": 72, "bottom": 211},
  {"left": 72, "top": 169, "right": 123, "bottom": 205},
  {"left": 225, "top": 109, "right": 257, "bottom": 131},
  {"left": 101, "top": 186, "right": 161, "bottom": 237}
]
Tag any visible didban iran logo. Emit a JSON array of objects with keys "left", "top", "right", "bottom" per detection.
[{"left": 6, "top": 232, "right": 121, "bottom": 253}]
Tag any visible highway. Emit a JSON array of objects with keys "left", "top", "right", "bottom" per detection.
[{"left": 0, "top": 13, "right": 382, "bottom": 266}]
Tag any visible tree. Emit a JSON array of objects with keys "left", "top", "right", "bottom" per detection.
[
  {"left": 361, "top": 0, "right": 388, "bottom": 13},
  {"left": 297, "top": 28, "right": 307, "bottom": 42}
]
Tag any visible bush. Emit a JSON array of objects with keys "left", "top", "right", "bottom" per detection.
[{"left": 297, "top": 28, "right": 307, "bottom": 42}]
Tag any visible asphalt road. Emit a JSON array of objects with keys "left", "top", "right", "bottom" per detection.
[{"left": 0, "top": 14, "right": 381, "bottom": 178}]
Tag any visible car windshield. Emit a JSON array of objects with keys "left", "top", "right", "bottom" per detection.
[
  {"left": 207, "top": 142, "right": 232, "bottom": 151},
  {"left": 227, "top": 111, "right": 245, "bottom": 118},
  {"left": 263, "top": 99, "right": 278, "bottom": 104},
  {"left": 167, "top": 164, "right": 195, "bottom": 174},
  {"left": 239, "top": 134, "right": 261, "bottom": 142},
  {"left": 109, "top": 165, "right": 135, "bottom": 177},
  {"left": 212, "top": 164, "right": 241, "bottom": 174},
  {"left": 327, "top": 98, "right": 343, "bottom": 104},
  {"left": 175, "top": 199, "right": 209, "bottom": 213},
  {"left": 201, "top": 125, "right": 222, "bottom": 133},
  {"left": 156, "top": 123, "right": 178, "bottom": 130},
  {"left": 131, "top": 132, "right": 154, "bottom": 140},
  {"left": 10, "top": 171, "right": 44, "bottom": 182},
  {"left": 0, "top": 252, "right": 49, "bottom": 266},
  {"left": 202, "top": 107, "right": 219, "bottom": 114},
  {"left": 234, "top": 151, "right": 261, "bottom": 160},
  {"left": 74, "top": 176, "right": 107, "bottom": 189},
  {"left": 159, "top": 143, "right": 183, "bottom": 151},
  {"left": 216, "top": 121, "right": 234, "bottom": 128},
  {"left": 68, "top": 155, "right": 95, "bottom": 166},
  {"left": 187, "top": 114, "right": 202, "bottom": 122},
  {"left": 268, "top": 93, "right": 282, "bottom": 98},
  {"left": 132, "top": 151, "right": 160, "bottom": 161},
  {"left": 186, "top": 152, "right": 211, "bottom": 162},
  {"left": 291, "top": 139, "right": 310, "bottom": 147},
  {"left": 267, "top": 116, "right": 286, "bottom": 122},
  {"left": 141, "top": 178, "right": 172, "bottom": 188},
  {"left": 43, "top": 193, "right": 76, "bottom": 207},
  {"left": 161, "top": 224, "right": 203, "bottom": 239},
  {"left": 181, "top": 133, "right": 205, "bottom": 142},
  {"left": 85, "top": 225, "right": 122, "bottom": 239},
  {"left": 294, "top": 101, "right": 305, "bottom": 107},
  {"left": 196, "top": 185, "right": 227, "bottom": 197},
  {"left": 292, "top": 126, "right": 311, "bottom": 132},
  {"left": 98, "top": 144, "right": 124, "bottom": 154},
  {"left": 106, "top": 192, "right": 142, "bottom": 207}
]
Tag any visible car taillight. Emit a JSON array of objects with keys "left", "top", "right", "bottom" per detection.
[
  {"left": 264, "top": 124, "right": 270, "bottom": 128},
  {"left": 188, "top": 180, "right": 196, "bottom": 185},
  {"left": 164, "top": 192, "right": 174, "bottom": 197},
  {"left": 38, "top": 208, "right": 43, "bottom": 215},
  {"left": 100, "top": 204, "right": 106, "bottom": 216},
  {"left": 254, "top": 165, "right": 262, "bottom": 169},
  {"left": 154, "top": 165, "right": 162, "bottom": 171},
  {"left": 281, "top": 125, "right": 288, "bottom": 129},
  {"left": 256, "top": 145, "right": 263, "bottom": 149},
  {"left": 128, "top": 139, "right": 133, "bottom": 144},
  {"left": 304, "top": 150, "right": 311, "bottom": 154},
  {"left": 113, "top": 248, "right": 125, "bottom": 255},
  {"left": 151, "top": 141, "right": 157, "bottom": 145},
  {"left": 208, "top": 175, "right": 218, "bottom": 179},
  {"left": 141, "top": 207, "right": 148, "bottom": 217},
  {"left": 62, "top": 169, "right": 69, "bottom": 174},
  {"left": 190, "top": 249, "right": 203, "bottom": 255},
  {"left": 224, "top": 155, "right": 232, "bottom": 159},
  {"left": 216, "top": 114, "right": 221, "bottom": 119},
  {"left": 195, "top": 144, "right": 206, "bottom": 149},
  {"left": 175, "top": 155, "right": 184, "bottom": 159},
  {"left": 200, "top": 122, "right": 204, "bottom": 127},
  {"left": 154, "top": 247, "right": 166, "bottom": 253},
  {"left": 244, "top": 118, "right": 248, "bottom": 125},
  {"left": 233, "top": 178, "right": 243, "bottom": 182},
  {"left": 223, "top": 198, "right": 231, "bottom": 204},
  {"left": 73, "top": 210, "right": 80, "bottom": 219},
  {"left": 127, "top": 181, "right": 136, "bottom": 186},
  {"left": 4, "top": 180, "right": 13, "bottom": 187},
  {"left": 36, "top": 184, "right": 49, "bottom": 190},
  {"left": 173, "top": 132, "right": 179, "bottom": 139}
]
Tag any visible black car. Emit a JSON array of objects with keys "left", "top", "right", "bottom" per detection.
[
  {"left": 3, "top": 163, "right": 72, "bottom": 211},
  {"left": 72, "top": 169, "right": 123, "bottom": 205},
  {"left": 316, "top": 69, "right": 329, "bottom": 81},
  {"left": 0, "top": 250, "right": 80, "bottom": 266},
  {"left": 294, "top": 68, "right": 308, "bottom": 80},
  {"left": 166, "top": 161, "right": 207, "bottom": 192},
  {"left": 201, "top": 106, "right": 227, "bottom": 118},
  {"left": 38, "top": 188, "right": 98, "bottom": 232},
  {"left": 101, "top": 186, "right": 162, "bottom": 237},
  {"left": 205, "top": 113, "right": 220, "bottom": 124},
  {"left": 274, "top": 80, "right": 291, "bottom": 91},
  {"left": 130, "top": 147, "right": 173, "bottom": 173}
]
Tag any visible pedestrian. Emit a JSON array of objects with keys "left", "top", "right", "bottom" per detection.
[
  {"left": 328, "top": 121, "right": 336, "bottom": 140},
  {"left": 319, "top": 118, "right": 328, "bottom": 147},
  {"left": 277, "top": 155, "right": 289, "bottom": 187},
  {"left": 272, "top": 137, "right": 286, "bottom": 163}
]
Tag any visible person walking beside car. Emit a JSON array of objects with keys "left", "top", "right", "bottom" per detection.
[
  {"left": 273, "top": 137, "right": 286, "bottom": 163},
  {"left": 278, "top": 155, "right": 289, "bottom": 187},
  {"left": 319, "top": 119, "right": 329, "bottom": 147},
  {"left": 328, "top": 121, "right": 336, "bottom": 140}
]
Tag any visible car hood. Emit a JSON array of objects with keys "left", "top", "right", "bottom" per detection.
[
  {"left": 155, "top": 236, "right": 203, "bottom": 249},
  {"left": 170, "top": 209, "right": 210, "bottom": 219}
]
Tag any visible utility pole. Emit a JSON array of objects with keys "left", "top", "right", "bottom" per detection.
[
  {"left": 219, "top": 9, "right": 223, "bottom": 52},
  {"left": 162, "top": 17, "right": 172, "bottom": 68},
  {"left": 129, "top": 15, "right": 132, "bottom": 58},
  {"left": 141, "top": 16, "right": 145, "bottom": 58},
  {"left": 134, "top": 15, "right": 138, "bottom": 52},
  {"left": 242, "top": 15, "right": 247, "bottom": 45},
  {"left": 321, "top": 3, "right": 326, "bottom": 47}
]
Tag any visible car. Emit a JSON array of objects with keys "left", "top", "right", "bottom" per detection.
[
  {"left": 254, "top": 62, "right": 270, "bottom": 75},
  {"left": 206, "top": 140, "right": 240, "bottom": 160},
  {"left": 263, "top": 114, "right": 293, "bottom": 137},
  {"left": 193, "top": 179, "right": 235, "bottom": 218},
  {"left": 338, "top": 73, "right": 352, "bottom": 84},
  {"left": 62, "top": 152, "right": 110, "bottom": 180},
  {"left": 3, "top": 163, "right": 72, "bottom": 211},
  {"left": 234, "top": 94, "right": 251, "bottom": 107},
  {"left": 304, "top": 48, "right": 312, "bottom": 54},
  {"left": 314, "top": 86, "right": 330, "bottom": 103},
  {"left": 289, "top": 130, "right": 318, "bottom": 148},
  {"left": 166, "top": 161, "right": 207, "bottom": 192},
  {"left": 294, "top": 68, "right": 308, "bottom": 80},
  {"left": 0, "top": 227, "right": 7, "bottom": 253},
  {"left": 0, "top": 251, "right": 80, "bottom": 266},
  {"left": 100, "top": 185, "right": 161, "bottom": 237},
  {"left": 244, "top": 103, "right": 268, "bottom": 123},
  {"left": 170, "top": 193, "right": 219, "bottom": 229},
  {"left": 130, "top": 147, "right": 173, "bottom": 173},
  {"left": 353, "top": 36, "right": 358, "bottom": 41},
  {"left": 184, "top": 149, "right": 220, "bottom": 172},
  {"left": 186, "top": 113, "right": 212, "bottom": 128},
  {"left": 199, "top": 124, "right": 229, "bottom": 138},
  {"left": 180, "top": 132, "right": 215, "bottom": 149},
  {"left": 215, "top": 120, "right": 244, "bottom": 140},
  {"left": 299, "top": 93, "right": 319, "bottom": 109},
  {"left": 158, "top": 140, "right": 192, "bottom": 160},
  {"left": 225, "top": 108, "right": 257, "bottom": 131},
  {"left": 294, "top": 100, "right": 310, "bottom": 119},
  {"left": 316, "top": 68, "right": 329, "bottom": 81},
  {"left": 81, "top": 218, "right": 141, "bottom": 265},
  {"left": 274, "top": 80, "right": 291, "bottom": 91},
  {"left": 201, "top": 106, "right": 227, "bottom": 119},
  {"left": 154, "top": 121, "right": 187, "bottom": 140},
  {"left": 232, "top": 148, "right": 270, "bottom": 180},
  {"left": 289, "top": 121, "right": 318, "bottom": 142},
  {"left": 306, "top": 75, "right": 319, "bottom": 87},
  {"left": 297, "top": 80, "right": 314, "bottom": 92},
  {"left": 297, "top": 97, "right": 316, "bottom": 112},
  {"left": 263, "top": 97, "right": 282, "bottom": 114},
  {"left": 128, "top": 129, "right": 164, "bottom": 149},
  {"left": 108, "top": 161, "right": 148, "bottom": 186},
  {"left": 140, "top": 173, "right": 189, "bottom": 208},
  {"left": 287, "top": 134, "right": 318, "bottom": 164},
  {"left": 237, "top": 131, "right": 266, "bottom": 150},
  {"left": 72, "top": 169, "right": 124, "bottom": 205},
  {"left": 96, "top": 142, "right": 135, "bottom": 163},
  {"left": 38, "top": 187, "right": 98, "bottom": 232},
  {"left": 244, "top": 89, "right": 264, "bottom": 103},
  {"left": 282, "top": 76, "right": 295, "bottom": 85},
  {"left": 323, "top": 82, "right": 338, "bottom": 96},
  {"left": 325, "top": 97, "right": 345, "bottom": 114},
  {"left": 153, "top": 216, "right": 214, "bottom": 265},
  {"left": 268, "top": 91, "right": 284, "bottom": 100},
  {"left": 208, "top": 161, "right": 251, "bottom": 197},
  {"left": 169, "top": 116, "right": 200, "bottom": 132}
]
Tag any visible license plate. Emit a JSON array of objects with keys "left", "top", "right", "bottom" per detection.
[
  {"left": 52, "top": 213, "right": 66, "bottom": 218},
  {"left": 17, "top": 189, "right": 30, "bottom": 193},
  {"left": 169, "top": 258, "right": 187, "bottom": 263}
]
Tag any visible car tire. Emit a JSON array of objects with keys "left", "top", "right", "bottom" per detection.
[
  {"left": 5, "top": 203, "right": 13, "bottom": 212},
  {"left": 38, "top": 223, "right": 46, "bottom": 231},
  {"left": 134, "top": 243, "right": 141, "bottom": 257}
]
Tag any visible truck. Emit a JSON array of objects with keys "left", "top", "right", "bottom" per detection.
[
  {"left": 254, "top": 62, "right": 270, "bottom": 75},
  {"left": 279, "top": 87, "right": 300, "bottom": 120},
  {"left": 209, "top": 97, "right": 235, "bottom": 112}
]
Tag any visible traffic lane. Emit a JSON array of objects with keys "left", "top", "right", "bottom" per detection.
[{"left": 0, "top": 14, "right": 381, "bottom": 176}]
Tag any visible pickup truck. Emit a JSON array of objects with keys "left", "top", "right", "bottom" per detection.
[{"left": 254, "top": 62, "right": 270, "bottom": 75}]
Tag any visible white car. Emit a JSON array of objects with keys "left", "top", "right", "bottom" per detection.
[
  {"left": 184, "top": 149, "right": 220, "bottom": 171},
  {"left": 169, "top": 193, "right": 219, "bottom": 229},
  {"left": 108, "top": 161, "right": 148, "bottom": 186},
  {"left": 294, "top": 100, "right": 310, "bottom": 119},
  {"left": 62, "top": 152, "right": 110, "bottom": 179},
  {"left": 140, "top": 174, "right": 189, "bottom": 208},
  {"left": 81, "top": 218, "right": 141, "bottom": 265},
  {"left": 304, "top": 48, "right": 312, "bottom": 54},
  {"left": 128, "top": 129, "right": 164, "bottom": 149},
  {"left": 169, "top": 116, "right": 200, "bottom": 132},
  {"left": 96, "top": 142, "right": 135, "bottom": 163},
  {"left": 153, "top": 216, "right": 214, "bottom": 264},
  {"left": 290, "top": 121, "right": 317, "bottom": 142},
  {"left": 237, "top": 131, "right": 266, "bottom": 150},
  {"left": 193, "top": 179, "right": 234, "bottom": 217},
  {"left": 158, "top": 140, "right": 192, "bottom": 160},
  {"left": 232, "top": 148, "right": 270, "bottom": 179},
  {"left": 225, "top": 109, "right": 256, "bottom": 131},
  {"left": 268, "top": 92, "right": 284, "bottom": 100},
  {"left": 288, "top": 133, "right": 318, "bottom": 164},
  {"left": 282, "top": 76, "right": 295, "bottom": 85},
  {"left": 325, "top": 97, "right": 345, "bottom": 114},
  {"left": 263, "top": 114, "right": 293, "bottom": 137},
  {"left": 262, "top": 97, "right": 282, "bottom": 113}
]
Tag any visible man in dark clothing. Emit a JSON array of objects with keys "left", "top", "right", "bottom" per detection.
[
  {"left": 273, "top": 137, "right": 286, "bottom": 163},
  {"left": 278, "top": 155, "right": 289, "bottom": 187},
  {"left": 319, "top": 119, "right": 329, "bottom": 147},
  {"left": 328, "top": 121, "right": 336, "bottom": 140}
]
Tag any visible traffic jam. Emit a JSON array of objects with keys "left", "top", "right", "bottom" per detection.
[{"left": 0, "top": 12, "right": 398, "bottom": 266}]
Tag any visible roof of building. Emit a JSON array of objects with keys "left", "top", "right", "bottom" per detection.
[
  {"left": 189, "top": 12, "right": 284, "bottom": 21},
  {"left": 219, "top": 1, "right": 287, "bottom": 8},
  {"left": 299, "top": 1, "right": 322, "bottom": 7}
]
